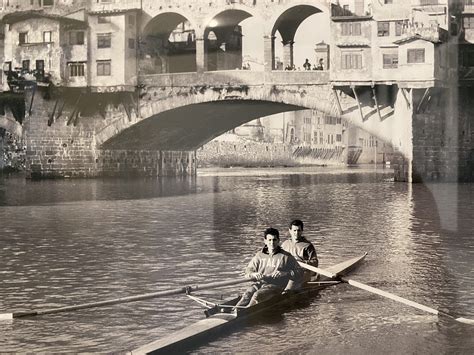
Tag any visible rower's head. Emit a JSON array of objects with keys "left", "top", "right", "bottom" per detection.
[
  {"left": 289, "top": 219, "right": 304, "bottom": 241},
  {"left": 263, "top": 227, "right": 280, "bottom": 252}
]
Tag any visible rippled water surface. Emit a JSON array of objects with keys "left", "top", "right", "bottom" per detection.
[{"left": 0, "top": 166, "right": 473, "bottom": 354}]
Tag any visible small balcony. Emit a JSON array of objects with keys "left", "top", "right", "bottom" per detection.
[
  {"left": 398, "top": 23, "right": 447, "bottom": 43},
  {"left": 3, "top": 68, "right": 52, "bottom": 93}
]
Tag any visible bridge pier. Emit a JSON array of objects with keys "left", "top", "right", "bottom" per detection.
[
  {"left": 409, "top": 86, "right": 473, "bottom": 183},
  {"left": 22, "top": 88, "right": 196, "bottom": 179}
]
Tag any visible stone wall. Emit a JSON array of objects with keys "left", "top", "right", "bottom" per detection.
[
  {"left": 23, "top": 87, "right": 196, "bottom": 178},
  {"left": 412, "top": 87, "right": 474, "bottom": 182},
  {"left": 23, "top": 89, "right": 98, "bottom": 178}
]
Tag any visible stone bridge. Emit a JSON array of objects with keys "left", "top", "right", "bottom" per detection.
[
  {"left": 98, "top": 70, "right": 410, "bottom": 161},
  {"left": 2, "top": 0, "right": 472, "bottom": 182}
]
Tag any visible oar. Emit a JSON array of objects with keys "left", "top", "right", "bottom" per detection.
[
  {"left": 298, "top": 262, "right": 474, "bottom": 325},
  {"left": 0, "top": 277, "right": 254, "bottom": 320}
]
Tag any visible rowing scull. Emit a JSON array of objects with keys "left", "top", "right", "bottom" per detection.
[{"left": 129, "top": 253, "right": 367, "bottom": 354}]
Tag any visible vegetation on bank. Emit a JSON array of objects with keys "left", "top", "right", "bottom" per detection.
[{"left": 0, "top": 129, "right": 25, "bottom": 172}]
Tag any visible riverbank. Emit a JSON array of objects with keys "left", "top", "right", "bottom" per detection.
[{"left": 196, "top": 138, "right": 345, "bottom": 168}]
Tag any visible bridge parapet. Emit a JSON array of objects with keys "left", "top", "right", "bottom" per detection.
[{"left": 139, "top": 70, "right": 330, "bottom": 87}]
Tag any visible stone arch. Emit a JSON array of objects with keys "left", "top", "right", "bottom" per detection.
[
  {"left": 267, "top": 0, "right": 329, "bottom": 34},
  {"left": 267, "top": 1, "right": 329, "bottom": 69},
  {"left": 141, "top": 12, "right": 199, "bottom": 73},
  {"left": 199, "top": 5, "right": 264, "bottom": 37},
  {"left": 200, "top": 6, "right": 264, "bottom": 71}
]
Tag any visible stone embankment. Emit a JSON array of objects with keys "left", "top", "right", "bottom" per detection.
[{"left": 197, "top": 138, "right": 344, "bottom": 168}]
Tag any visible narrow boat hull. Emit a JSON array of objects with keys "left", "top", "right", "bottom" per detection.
[{"left": 129, "top": 253, "right": 367, "bottom": 355}]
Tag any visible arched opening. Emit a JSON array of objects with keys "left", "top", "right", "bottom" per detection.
[
  {"left": 141, "top": 13, "right": 197, "bottom": 74},
  {"left": 205, "top": 10, "right": 263, "bottom": 71},
  {"left": 271, "top": 5, "right": 329, "bottom": 71}
]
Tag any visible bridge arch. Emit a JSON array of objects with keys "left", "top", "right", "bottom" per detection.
[
  {"left": 141, "top": 12, "right": 199, "bottom": 74},
  {"left": 200, "top": 4, "right": 264, "bottom": 35},
  {"left": 96, "top": 80, "right": 340, "bottom": 151},
  {"left": 99, "top": 99, "right": 306, "bottom": 151}
]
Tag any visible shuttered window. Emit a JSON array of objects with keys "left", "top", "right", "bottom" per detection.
[
  {"left": 377, "top": 22, "right": 390, "bottom": 36},
  {"left": 341, "top": 53, "right": 363, "bottom": 69},
  {"left": 407, "top": 49, "right": 425, "bottom": 63},
  {"left": 97, "top": 60, "right": 111, "bottom": 76},
  {"left": 341, "top": 23, "right": 361, "bottom": 36},
  {"left": 383, "top": 53, "right": 398, "bottom": 68},
  {"left": 97, "top": 33, "right": 111, "bottom": 48}
]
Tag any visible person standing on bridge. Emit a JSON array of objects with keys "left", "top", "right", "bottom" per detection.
[
  {"left": 234, "top": 228, "right": 301, "bottom": 309},
  {"left": 281, "top": 219, "right": 319, "bottom": 290},
  {"left": 303, "top": 58, "right": 312, "bottom": 71}
]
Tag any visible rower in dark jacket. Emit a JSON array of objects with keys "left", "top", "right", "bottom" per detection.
[
  {"left": 235, "top": 227, "right": 301, "bottom": 308},
  {"left": 281, "top": 219, "right": 319, "bottom": 290}
]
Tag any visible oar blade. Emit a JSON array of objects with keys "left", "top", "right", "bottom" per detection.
[
  {"left": 0, "top": 313, "right": 13, "bottom": 320},
  {"left": 298, "top": 261, "right": 474, "bottom": 326},
  {"left": 455, "top": 317, "right": 474, "bottom": 325},
  {"left": 1, "top": 277, "right": 253, "bottom": 320}
]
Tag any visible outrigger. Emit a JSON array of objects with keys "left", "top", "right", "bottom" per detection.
[{"left": 129, "top": 253, "right": 368, "bottom": 355}]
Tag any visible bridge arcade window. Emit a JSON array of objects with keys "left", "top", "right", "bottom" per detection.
[{"left": 97, "top": 60, "right": 111, "bottom": 76}]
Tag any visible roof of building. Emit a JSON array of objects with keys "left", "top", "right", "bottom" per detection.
[
  {"left": 1, "top": 10, "right": 87, "bottom": 27},
  {"left": 331, "top": 15, "right": 372, "bottom": 22},
  {"left": 393, "top": 34, "right": 442, "bottom": 45},
  {"left": 336, "top": 42, "right": 370, "bottom": 47}
]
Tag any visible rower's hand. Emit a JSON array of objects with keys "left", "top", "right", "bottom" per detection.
[
  {"left": 250, "top": 272, "right": 264, "bottom": 281},
  {"left": 271, "top": 270, "right": 284, "bottom": 279}
]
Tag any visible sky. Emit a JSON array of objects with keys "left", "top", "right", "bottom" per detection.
[{"left": 240, "top": 12, "right": 330, "bottom": 68}]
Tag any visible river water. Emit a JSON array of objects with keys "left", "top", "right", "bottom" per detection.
[{"left": 0, "top": 166, "right": 473, "bottom": 354}]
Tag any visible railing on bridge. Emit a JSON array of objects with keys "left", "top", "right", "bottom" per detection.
[
  {"left": 88, "top": 0, "right": 266, "bottom": 12},
  {"left": 138, "top": 70, "right": 330, "bottom": 87},
  {"left": 89, "top": 0, "right": 141, "bottom": 12}
]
